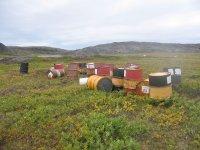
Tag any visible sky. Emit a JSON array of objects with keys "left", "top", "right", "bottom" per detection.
[{"left": 0, "top": 0, "right": 200, "bottom": 50}]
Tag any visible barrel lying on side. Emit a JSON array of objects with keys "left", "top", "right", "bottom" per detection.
[
  {"left": 87, "top": 75, "right": 113, "bottom": 92},
  {"left": 48, "top": 69, "right": 65, "bottom": 79}
]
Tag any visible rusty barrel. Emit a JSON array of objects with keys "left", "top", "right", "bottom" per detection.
[{"left": 48, "top": 69, "right": 65, "bottom": 79}]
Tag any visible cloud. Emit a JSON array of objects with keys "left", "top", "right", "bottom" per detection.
[{"left": 0, "top": 0, "right": 199, "bottom": 49}]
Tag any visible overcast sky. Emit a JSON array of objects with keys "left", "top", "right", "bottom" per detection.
[{"left": 0, "top": 0, "right": 199, "bottom": 49}]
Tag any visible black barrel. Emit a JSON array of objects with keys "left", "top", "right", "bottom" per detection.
[
  {"left": 149, "top": 72, "right": 171, "bottom": 87},
  {"left": 113, "top": 68, "right": 124, "bottom": 78},
  {"left": 20, "top": 62, "right": 29, "bottom": 74}
]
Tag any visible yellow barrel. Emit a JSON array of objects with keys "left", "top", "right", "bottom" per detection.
[
  {"left": 150, "top": 85, "right": 172, "bottom": 100},
  {"left": 123, "top": 79, "right": 140, "bottom": 89},
  {"left": 87, "top": 75, "right": 113, "bottom": 92},
  {"left": 87, "top": 75, "right": 98, "bottom": 89},
  {"left": 112, "top": 78, "right": 124, "bottom": 87}
]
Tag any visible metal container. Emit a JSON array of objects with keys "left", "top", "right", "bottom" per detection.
[
  {"left": 112, "top": 78, "right": 124, "bottom": 88},
  {"left": 95, "top": 66, "right": 113, "bottom": 76},
  {"left": 124, "top": 68, "right": 143, "bottom": 81},
  {"left": 87, "top": 75, "right": 113, "bottom": 92},
  {"left": 150, "top": 85, "right": 172, "bottom": 100},
  {"left": 20, "top": 62, "right": 29, "bottom": 74}
]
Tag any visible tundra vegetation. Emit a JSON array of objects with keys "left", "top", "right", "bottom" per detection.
[{"left": 0, "top": 52, "right": 200, "bottom": 149}]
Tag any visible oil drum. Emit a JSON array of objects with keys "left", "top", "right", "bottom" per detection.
[
  {"left": 20, "top": 62, "right": 29, "bottom": 74},
  {"left": 112, "top": 78, "right": 124, "bottom": 88},
  {"left": 149, "top": 72, "right": 171, "bottom": 87},
  {"left": 134, "top": 79, "right": 150, "bottom": 96},
  {"left": 124, "top": 68, "right": 143, "bottom": 81},
  {"left": 149, "top": 72, "right": 172, "bottom": 100},
  {"left": 87, "top": 75, "right": 113, "bottom": 92},
  {"left": 54, "top": 64, "right": 64, "bottom": 70}
]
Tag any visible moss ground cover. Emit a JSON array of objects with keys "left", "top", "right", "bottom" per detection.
[{"left": 0, "top": 53, "right": 200, "bottom": 149}]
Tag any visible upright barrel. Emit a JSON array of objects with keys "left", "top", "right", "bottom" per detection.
[
  {"left": 149, "top": 72, "right": 172, "bottom": 100},
  {"left": 20, "top": 62, "right": 29, "bottom": 74},
  {"left": 87, "top": 75, "right": 113, "bottom": 92},
  {"left": 124, "top": 67, "right": 143, "bottom": 94},
  {"left": 134, "top": 79, "right": 150, "bottom": 96},
  {"left": 163, "top": 67, "right": 181, "bottom": 85},
  {"left": 112, "top": 68, "right": 124, "bottom": 88},
  {"left": 95, "top": 66, "right": 113, "bottom": 76},
  {"left": 54, "top": 64, "right": 64, "bottom": 70}
]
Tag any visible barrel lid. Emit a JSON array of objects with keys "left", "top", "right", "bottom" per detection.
[{"left": 149, "top": 72, "right": 170, "bottom": 76}]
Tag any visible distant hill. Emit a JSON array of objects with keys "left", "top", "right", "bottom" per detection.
[
  {"left": 0, "top": 43, "right": 10, "bottom": 54},
  {"left": 73, "top": 41, "right": 200, "bottom": 57},
  {"left": 1, "top": 41, "right": 200, "bottom": 57},
  {"left": 7, "top": 46, "right": 69, "bottom": 55},
  {"left": 0, "top": 42, "right": 69, "bottom": 56}
]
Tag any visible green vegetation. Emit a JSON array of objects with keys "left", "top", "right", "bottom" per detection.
[{"left": 0, "top": 53, "right": 200, "bottom": 149}]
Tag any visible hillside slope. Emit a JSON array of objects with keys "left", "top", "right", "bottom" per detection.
[
  {"left": 0, "top": 42, "right": 70, "bottom": 56},
  {"left": 7, "top": 46, "right": 69, "bottom": 55},
  {"left": 74, "top": 41, "right": 200, "bottom": 57}
]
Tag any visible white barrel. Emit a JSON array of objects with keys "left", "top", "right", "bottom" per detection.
[{"left": 79, "top": 77, "right": 88, "bottom": 85}]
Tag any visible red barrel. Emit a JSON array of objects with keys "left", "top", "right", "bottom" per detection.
[
  {"left": 124, "top": 68, "right": 143, "bottom": 81},
  {"left": 54, "top": 64, "right": 64, "bottom": 69},
  {"left": 95, "top": 66, "right": 113, "bottom": 76}
]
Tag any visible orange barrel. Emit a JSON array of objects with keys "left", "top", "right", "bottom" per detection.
[
  {"left": 123, "top": 79, "right": 140, "bottom": 89},
  {"left": 149, "top": 72, "right": 172, "bottom": 100},
  {"left": 87, "top": 75, "right": 113, "bottom": 92},
  {"left": 124, "top": 68, "right": 143, "bottom": 81},
  {"left": 134, "top": 79, "right": 150, "bottom": 96},
  {"left": 54, "top": 64, "right": 64, "bottom": 69},
  {"left": 112, "top": 78, "right": 124, "bottom": 88}
]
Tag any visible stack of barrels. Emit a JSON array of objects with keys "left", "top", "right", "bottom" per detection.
[
  {"left": 87, "top": 63, "right": 114, "bottom": 91},
  {"left": 20, "top": 62, "right": 29, "bottom": 74},
  {"left": 47, "top": 64, "right": 65, "bottom": 79},
  {"left": 112, "top": 68, "right": 124, "bottom": 89},
  {"left": 149, "top": 72, "right": 172, "bottom": 100},
  {"left": 163, "top": 67, "right": 181, "bottom": 86},
  {"left": 123, "top": 65, "right": 143, "bottom": 94}
]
